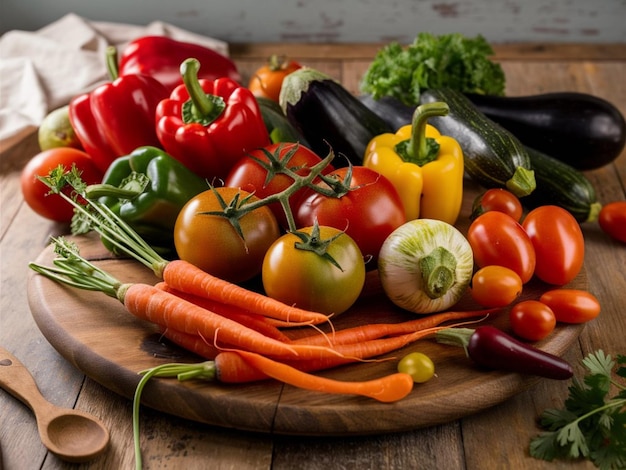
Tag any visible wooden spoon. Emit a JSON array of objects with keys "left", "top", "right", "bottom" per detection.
[{"left": 0, "top": 346, "right": 110, "bottom": 463}]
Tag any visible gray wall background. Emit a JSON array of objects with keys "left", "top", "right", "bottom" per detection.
[{"left": 1, "top": 0, "right": 625, "bottom": 44}]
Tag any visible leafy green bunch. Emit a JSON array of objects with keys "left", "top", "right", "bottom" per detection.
[
  {"left": 360, "top": 32, "right": 506, "bottom": 106},
  {"left": 530, "top": 350, "right": 626, "bottom": 469}
]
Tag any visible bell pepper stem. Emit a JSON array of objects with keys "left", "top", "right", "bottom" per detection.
[
  {"left": 408, "top": 101, "right": 449, "bottom": 166},
  {"left": 180, "top": 58, "right": 226, "bottom": 125},
  {"left": 106, "top": 46, "right": 120, "bottom": 81}
]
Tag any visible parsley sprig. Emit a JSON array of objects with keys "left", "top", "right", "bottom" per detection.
[{"left": 530, "top": 350, "right": 626, "bottom": 469}]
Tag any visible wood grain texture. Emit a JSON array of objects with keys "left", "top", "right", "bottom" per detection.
[{"left": 1, "top": 44, "right": 623, "bottom": 469}]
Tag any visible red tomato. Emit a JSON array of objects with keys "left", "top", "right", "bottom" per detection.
[
  {"left": 174, "top": 187, "right": 280, "bottom": 283},
  {"left": 598, "top": 201, "right": 626, "bottom": 243},
  {"left": 224, "top": 142, "right": 332, "bottom": 229},
  {"left": 20, "top": 148, "right": 103, "bottom": 222},
  {"left": 509, "top": 300, "right": 556, "bottom": 342},
  {"left": 539, "top": 289, "right": 601, "bottom": 324},
  {"left": 470, "top": 265, "right": 523, "bottom": 308},
  {"left": 471, "top": 188, "right": 523, "bottom": 222},
  {"left": 522, "top": 205, "right": 584, "bottom": 285},
  {"left": 295, "top": 166, "right": 406, "bottom": 264},
  {"left": 467, "top": 211, "right": 536, "bottom": 284}
]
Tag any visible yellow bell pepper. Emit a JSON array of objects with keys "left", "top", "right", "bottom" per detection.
[{"left": 363, "top": 101, "right": 464, "bottom": 225}]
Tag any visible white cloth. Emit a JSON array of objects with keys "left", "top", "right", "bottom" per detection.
[{"left": 0, "top": 13, "right": 229, "bottom": 151}]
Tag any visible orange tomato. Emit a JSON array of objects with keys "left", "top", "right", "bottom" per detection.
[{"left": 248, "top": 55, "right": 302, "bottom": 102}]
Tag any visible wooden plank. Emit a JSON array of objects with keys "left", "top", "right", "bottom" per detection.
[{"left": 230, "top": 42, "right": 626, "bottom": 61}]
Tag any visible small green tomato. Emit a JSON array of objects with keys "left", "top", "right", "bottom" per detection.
[{"left": 397, "top": 352, "right": 435, "bottom": 383}]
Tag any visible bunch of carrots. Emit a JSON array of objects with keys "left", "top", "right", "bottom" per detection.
[{"left": 31, "top": 165, "right": 496, "bottom": 401}]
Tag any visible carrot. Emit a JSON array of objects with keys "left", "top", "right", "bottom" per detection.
[
  {"left": 160, "top": 327, "right": 222, "bottom": 360},
  {"left": 223, "top": 350, "right": 414, "bottom": 403},
  {"left": 119, "top": 283, "right": 341, "bottom": 360},
  {"left": 161, "top": 259, "right": 331, "bottom": 325},
  {"left": 291, "top": 308, "right": 500, "bottom": 346},
  {"left": 154, "top": 282, "right": 293, "bottom": 342}
]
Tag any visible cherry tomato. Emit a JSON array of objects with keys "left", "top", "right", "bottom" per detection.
[
  {"left": 471, "top": 188, "right": 523, "bottom": 222},
  {"left": 174, "top": 187, "right": 280, "bottom": 283},
  {"left": 509, "top": 300, "right": 556, "bottom": 342},
  {"left": 224, "top": 142, "right": 333, "bottom": 229},
  {"left": 522, "top": 205, "right": 584, "bottom": 286},
  {"left": 467, "top": 211, "right": 536, "bottom": 284},
  {"left": 397, "top": 352, "right": 435, "bottom": 383},
  {"left": 598, "top": 201, "right": 626, "bottom": 243},
  {"left": 470, "top": 265, "right": 523, "bottom": 308},
  {"left": 295, "top": 166, "right": 406, "bottom": 264},
  {"left": 261, "top": 225, "right": 366, "bottom": 315},
  {"left": 20, "top": 148, "right": 103, "bottom": 222},
  {"left": 248, "top": 55, "right": 302, "bottom": 102},
  {"left": 539, "top": 289, "right": 601, "bottom": 324}
]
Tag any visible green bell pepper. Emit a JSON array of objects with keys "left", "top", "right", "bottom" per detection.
[{"left": 86, "top": 146, "right": 208, "bottom": 253}]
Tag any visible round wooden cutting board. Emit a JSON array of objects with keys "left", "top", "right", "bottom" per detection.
[{"left": 26, "top": 181, "right": 587, "bottom": 436}]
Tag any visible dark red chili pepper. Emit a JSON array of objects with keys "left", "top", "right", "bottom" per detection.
[{"left": 436, "top": 325, "right": 573, "bottom": 380}]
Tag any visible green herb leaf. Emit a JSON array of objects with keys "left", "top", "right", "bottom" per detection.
[
  {"left": 360, "top": 32, "right": 506, "bottom": 106},
  {"left": 530, "top": 350, "right": 626, "bottom": 469}
]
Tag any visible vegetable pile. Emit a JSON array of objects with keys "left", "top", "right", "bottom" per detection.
[{"left": 20, "top": 31, "right": 626, "bottom": 468}]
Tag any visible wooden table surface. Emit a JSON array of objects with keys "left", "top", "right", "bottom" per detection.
[{"left": 1, "top": 42, "right": 625, "bottom": 470}]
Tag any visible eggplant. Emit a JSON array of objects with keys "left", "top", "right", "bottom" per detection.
[
  {"left": 466, "top": 92, "right": 626, "bottom": 170},
  {"left": 280, "top": 69, "right": 393, "bottom": 166},
  {"left": 358, "top": 94, "right": 414, "bottom": 131}
]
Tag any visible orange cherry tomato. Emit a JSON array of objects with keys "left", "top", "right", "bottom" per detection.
[
  {"left": 522, "top": 205, "right": 585, "bottom": 285},
  {"left": 248, "top": 55, "right": 302, "bottom": 102},
  {"left": 470, "top": 265, "right": 523, "bottom": 308},
  {"left": 509, "top": 300, "right": 556, "bottom": 342},
  {"left": 471, "top": 188, "right": 523, "bottom": 222},
  {"left": 539, "top": 289, "right": 601, "bottom": 324},
  {"left": 467, "top": 211, "right": 536, "bottom": 284},
  {"left": 598, "top": 201, "right": 626, "bottom": 243}
]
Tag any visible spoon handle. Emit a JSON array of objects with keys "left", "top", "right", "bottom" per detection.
[{"left": 0, "top": 346, "right": 52, "bottom": 415}]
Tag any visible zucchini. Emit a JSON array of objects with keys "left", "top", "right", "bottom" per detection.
[
  {"left": 419, "top": 88, "right": 536, "bottom": 197},
  {"left": 255, "top": 96, "right": 308, "bottom": 145},
  {"left": 466, "top": 92, "right": 626, "bottom": 170},
  {"left": 521, "top": 147, "right": 602, "bottom": 223},
  {"left": 358, "top": 94, "right": 414, "bottom": 131},
  {"left": 279, "top": 68, "right": 393, "bottom": 166}
]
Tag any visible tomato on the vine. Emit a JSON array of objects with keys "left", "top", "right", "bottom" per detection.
[
  {"left": 471, "top": 188, "right": 523, "bottom": 222},
  {"left": 509, "top": 300, "right": 556, "bottom": 342},
  {"left": 261, "top": 225, "right": 366, "bottom": 315},
  {"left": 248, "top": 55, "right": 302, "bottom": 103},
  {"left": 174, "top": 187, "right": 280, "bottom": 283},
  {"left": 522, "top": 205, "right": 584, "bottom": 285},
  {"left": 295, "top": 166, "right": 406, "bottom": 264},
  {"left": 21, "top": 148, "right": 103, "bottom": 222},
  {"left": 598, "top": 201, "right": 626, "bottom": 243},
  {"left": 224, "top": 142, "right": 333, "bottom": 229},
  {"left": 397, "top": 352, "right": 435, "bottom": 383},
  {"left": 467, "top": 211, "right": 536, "bottom": 284},
  {"left": 539, "top": 289, "right": 601, "bottom": 324},
  {"left": 470, "top": 265, "right": 523, "bottom": 308}
]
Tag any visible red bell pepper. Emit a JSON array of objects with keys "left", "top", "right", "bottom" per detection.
[
  {"left": 118, "top": 36, "right": 241, "bottom": 93},
  {"left": 155, "top": 58, "right": 270, "bottom": 180},
  {"left": 69, "top": 47, "right": 168, "bottom": 173}
]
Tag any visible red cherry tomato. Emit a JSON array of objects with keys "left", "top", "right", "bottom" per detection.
[
  {"left": 539, "top": 289, "right": 601, "bottom": 324},
  {"left": 470, "top": 265, "right": 523, "bottom": 308},
  {"left": 295, "top": 166, "right": 406, "bottom": 263},
  {"left": 224, "top": 142, "right": 333, "bottom": 229},
  {"left": 471, "top": 188, "right": 523, "bottom": 222},
  {"left": 467, "top": 211, "right": 536, "bottom": 284},
  {"left": 509, "top": 300, "right": 556, "bottom": 342},
  {"left": 20, "top": 148, "right": 104, "bottom": 222},
  {"left": 522, "top": 205, "right": 585, "bottom": 285},
  {"left": 598, "top": 201, "right": 626, "bottom": 243}
]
